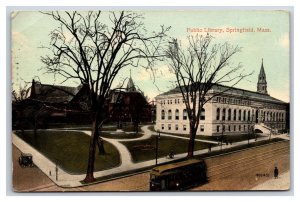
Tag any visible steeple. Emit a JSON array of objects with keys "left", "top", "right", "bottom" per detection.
[
  {"left": 257, "top": 58, "right": 268, "bottom": 94},
  {"left": 126, "top": 70, "right": 136, "bottom": 92}
]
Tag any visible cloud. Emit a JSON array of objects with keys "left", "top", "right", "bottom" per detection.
[
  {"left": 278, "top": 33, "right": 289, "bottom": 49},
  {"left": 12, "top": 31, "right": 30, "bottom": 50}
]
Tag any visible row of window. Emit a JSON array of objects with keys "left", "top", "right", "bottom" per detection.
[
  {"left": 161, "top": 109, "right": 205, "bottom": 120},
  {"left": 216, "top": 97, "right": 250, "bottom": 106},
  {"left": 216, "top": 124, "right": 251, "bottom": 133},
  {"left": 216, "top": 108, "right": 285, "bottom": 122},
  {"left": 161, "top": 98, "right": 183, "bottom": 105},
  {"left": 161, "top": 124, "right": 204, "bottom": 132},
  {"left": 160, "top": 123, "right": 286, "bottom": 133}
]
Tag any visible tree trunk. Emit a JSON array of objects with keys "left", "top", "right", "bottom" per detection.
[
  {"left": 187, "top": 127, "right": 196, "bottom": 158},
  {"left": 83, "top": 111, "right": 105, "bottom": 183}
]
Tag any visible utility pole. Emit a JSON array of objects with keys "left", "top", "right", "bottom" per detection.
[
  {"left": 55, "top": 162, "right": 58, "bottom": 181},
  {"left": 155, "top": 130, "right": 160, "bottom": 165}
]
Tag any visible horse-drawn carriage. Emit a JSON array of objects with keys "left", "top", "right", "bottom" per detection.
[{"left": 18, "top": 153, "right": 34, "bottom": 167}]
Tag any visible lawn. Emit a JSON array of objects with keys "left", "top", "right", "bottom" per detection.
[
  {"left": 101, "top": 132, "right": 144, "bottom": 139},
  {"left": 15, "top": 130, "right": 120, "bottom": 174},
  {"left": 102, "top": 124, "right": 141, "bottom": 132},
  {"left": 121, "top": 135, "right": 213, "bottom": 163},
  {"left": 147, "top": 125, "right": 263, "bottom": 143}
]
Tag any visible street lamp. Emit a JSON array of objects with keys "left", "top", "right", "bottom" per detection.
[
  {"left": 155, "top": 130, "right": 161, "bottom": 165},
  {"left": 220, "top": 121, "right": 224, "bottom": 151}
]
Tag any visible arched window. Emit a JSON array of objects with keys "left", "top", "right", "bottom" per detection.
[
  {"left": 238, "top": 109, "right": 241, "bottom": 121},
  {"left": 175, "top": 109, "right": 179, "bottom": 120},
  {"left": 183, "top": 109, "right": 187, "bottom": 120},
  {"left": 228, "top": 109, "right": 231, "bottom": 121},
  {"left": 216, "top": 108, "right": 220, "bottom": 120},
  {"left": 270, "top": 112, "right": 273, "bottom": 121},
  {"left": 161, "top": 110, "right": 165, "bottom": 120},
  {"left": 243, "top": 110, "right": 246, "bottom": 121},
  {"left": 168, "top": 109, "right": 172, "bottom": 120},
  {"left": 233, "top": 109, "right": 236, "bottom": 121},
  {"left": 222, "top": 108, "right": 226, "bottom": 120},
  {"left": 263, "top": 111, "right": 266, "bottom": 122},
  {"left": 200, "top": 108, "right": 205, "bottom": 120},
  {"left": 248, "top": 110, "right": 251, "bottom": 121},
  {"left": 267, "top": 112, "right": 269, "bottom": 121}
]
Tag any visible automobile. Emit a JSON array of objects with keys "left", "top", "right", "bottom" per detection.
[{"left": 18, "top": 153, "right": 34, "bottom": 167}]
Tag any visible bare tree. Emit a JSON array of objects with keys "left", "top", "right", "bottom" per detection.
[
  {"left": 12, "top": 82, "right": 30, "bottom": 102},
  {"left": 165, "top": 34, "right": 252, "bottom": 157},
  {"left": 41, "top": 11, "right": 169, "bottom": 182}
]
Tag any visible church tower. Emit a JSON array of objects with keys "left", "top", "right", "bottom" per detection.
[
  {"left": 126, "top": 70, "right": 137, "bottom": 92},
  {"left": 257, "top": 58, "right": 268, "bottom": 94}
]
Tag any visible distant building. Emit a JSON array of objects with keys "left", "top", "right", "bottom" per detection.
[
  {"left": 155, "top": 59, "right": 289, "bottom": 136},
  {"left": 12, "top": 80, "right": 92, "bottom": 129},
  {"left": 107, "top": 74, "right": 152, "bottom": 124}
]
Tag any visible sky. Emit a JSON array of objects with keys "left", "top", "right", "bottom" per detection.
[{"left": 11, "top": 10, "right": 290, "bottom": 102}]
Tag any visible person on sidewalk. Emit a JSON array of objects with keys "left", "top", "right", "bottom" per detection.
[{"left": 274, "top": 166, "right": 279, "bottom": 179}]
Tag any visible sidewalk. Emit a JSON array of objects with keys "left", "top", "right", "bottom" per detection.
[
  {"left": 12, "top": 125, "right": 290, "bottom": 188},
  {"left": 251, "top": 170, "right": 290, "bottom": 190}
]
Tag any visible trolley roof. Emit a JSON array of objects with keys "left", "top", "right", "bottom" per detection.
[{"left": 150, "top": 158, "right": 202, "bottom": 175}]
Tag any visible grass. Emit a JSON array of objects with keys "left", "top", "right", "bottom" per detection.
[
  {"left": 100, "top": 132, "right": 144, "bottom": 139},
  {"left": 15, "top": 130, "right": 120, "bottom": 174},
  {"left": 102, "top": 124, "right": 141, "bottom": 133},
  {"left": 147, "top": 125, "right": 264, "bottom": 143},
  {"left": 121, "top": 135, "right": 213, "bottom": 163}
]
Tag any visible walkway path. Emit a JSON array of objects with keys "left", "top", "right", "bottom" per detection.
[{"left": 12, "top": 125, "right": 290, "bottom": 188}]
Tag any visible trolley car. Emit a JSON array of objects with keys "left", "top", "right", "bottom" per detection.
[{"left": 150, "top": 158, "right": 207, "bottom": 191}]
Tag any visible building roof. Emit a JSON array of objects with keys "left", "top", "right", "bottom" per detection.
[
  {"left": 258, "top": 59, "right": 266, "bottom": 82},
  {"left": 126, "top": 74, "right": 137, "bottom": 92},
  {"left": 156, "top": 83, "right": 287, "bottom": 105},
  {"left": 30, "top": 80, "right": 83, "bottom": 103}
]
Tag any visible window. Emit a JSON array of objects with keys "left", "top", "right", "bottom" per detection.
[
  {"left": 170, "top": 100, "right": 172, "bottom": 104},
  {"left": 200, "top": 108, "right": 205, "bottom": 120},
  {"left": 248, "top": 111, "right": 251, "bottom": 121},
  {"left": 222, "top": 108, "right": 226, "bottom": 121},
  {"left": 168, "top": 124, "right": 171, "bottom": 130},
  {"left": 233, "top": 109, "right": 236, "bottom": 121},
  {"left": 217, "top": 125, "right": 220, "bottom": 132},
  {"left": 183, "top": 109, "right": 187, "bottom": 120},
  {"left": 238, "top": 110, "right": 241, "bottom": 121},
  {"left": 228, "top": 125, "right": 231, "bottom": 132},
  {"left": 168, "top": 109, "right": 172, "bottom": 120},
  {"left": 223, "top": 125, "right": 226, "bottom": 132},
  {"left": 161, "top": 110, "right": 165, "bottom": 120},
  {"left": 175, "top": 109, "right": 179, "bottom": 120},
  {"left": 234, "top": 125, "right": 236, "bottom": 131},
  {"left": 183, "top": 125, "right": 187, "bottom": 131},
  {"left": 244, "top": 125, "right": 246, "bottom": 131},
  {"left": 216, "top": 108, "right": 220, "bottom": 120},
  {"left": 161, "top": 124, "right": 164, "bottom": 130},
  {"left": 175, "top": 99, "right": 177, "bottom": 104},
  {"left": 175, "top": 124, "right": 178, "bottom": 130},
  {"left": 228, "top": 109, "right": 231, "bottom": 121},
  {"left": 243, "top": 110, "right": 246, "bottom": 121},
  {"left": 167, "top": 100, "right": 169, "bottom": 104},
  {"left": 239, "top": 125, "right": 241, "bottom": 131},
  {"left": 200, "top": 125, "right": 204, "bottom": 132}
]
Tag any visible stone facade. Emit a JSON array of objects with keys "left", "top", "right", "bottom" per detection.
[{"left": 155, "top": 60, "right": 288, "bottom": 136}]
